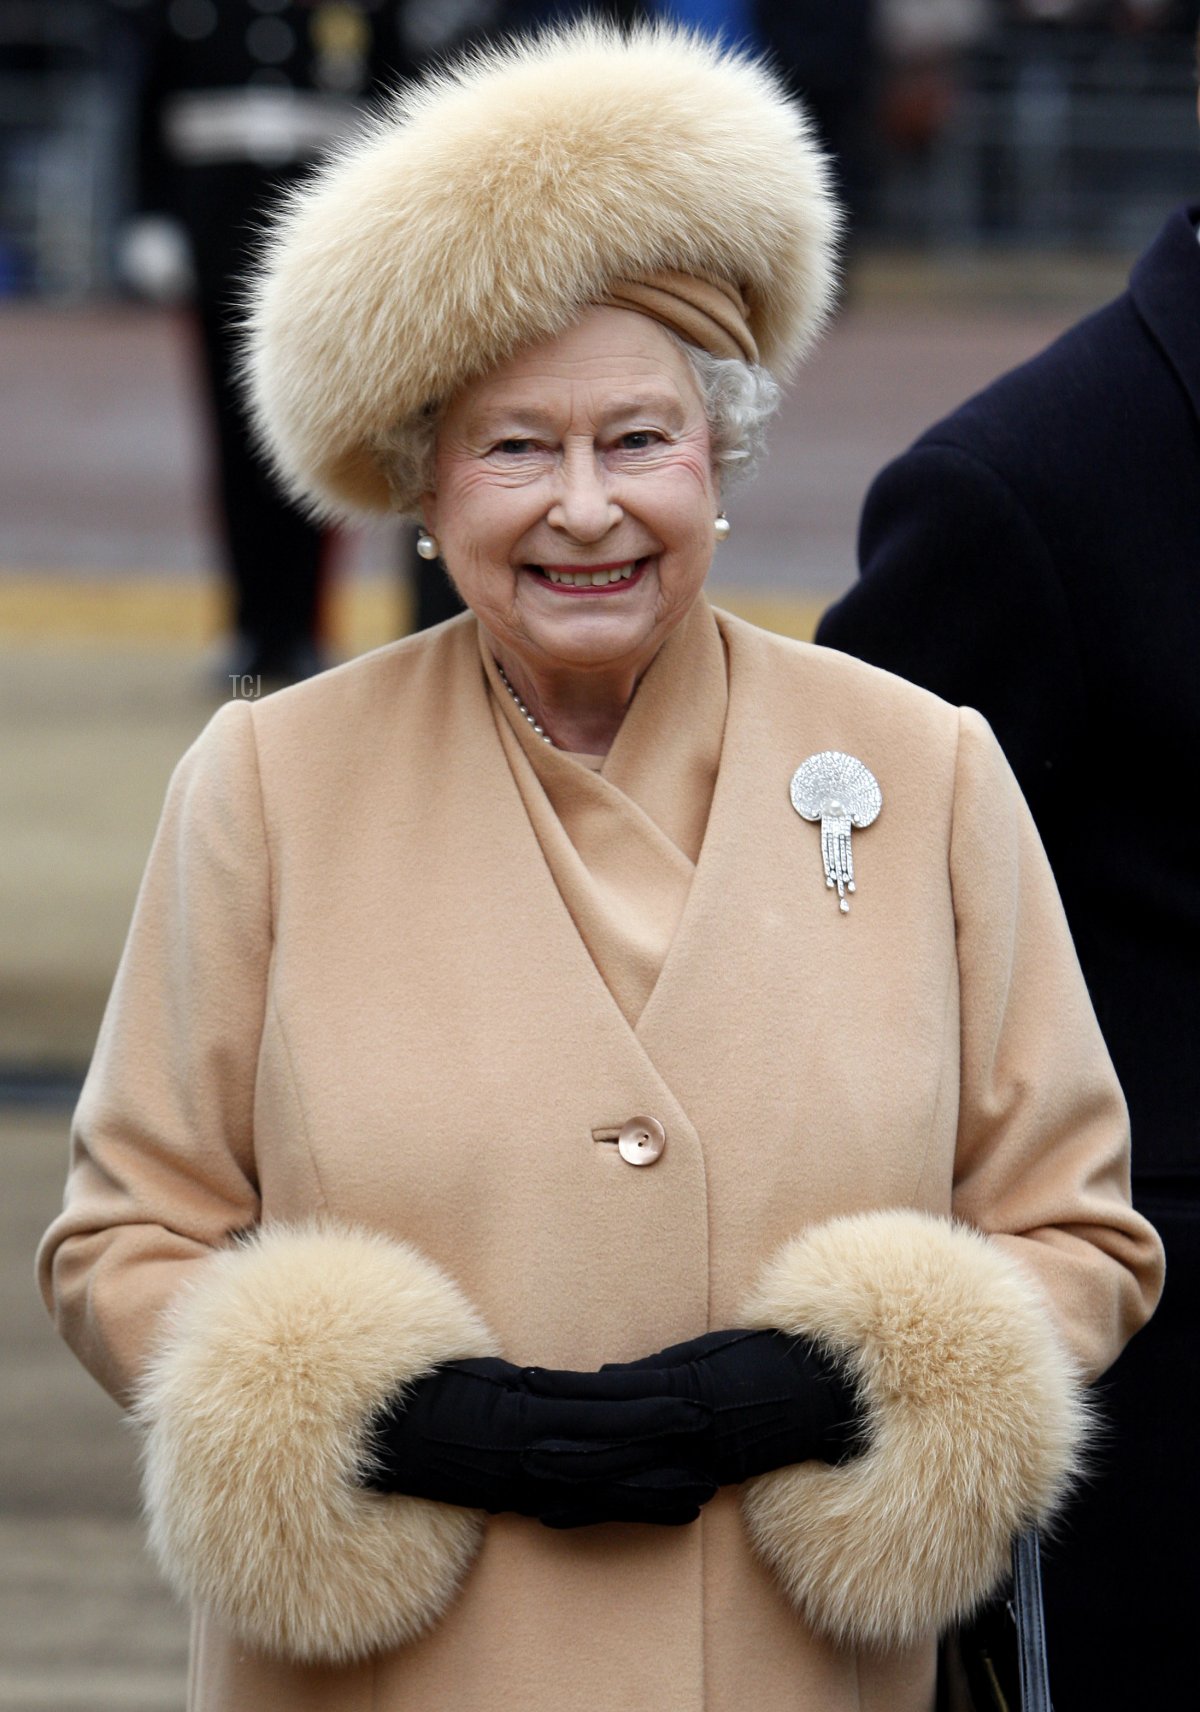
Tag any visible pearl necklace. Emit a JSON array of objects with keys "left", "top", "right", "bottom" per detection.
[{"left": 495, "top": 661, "right": 555, "bottom": 746}]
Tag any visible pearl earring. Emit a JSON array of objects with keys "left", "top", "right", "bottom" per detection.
[
  {"left": 416, "top": 530, "right": 439, "bottom": 561},
  {"left": 714, "top": 513, "right": 731, "bottom": 542}
]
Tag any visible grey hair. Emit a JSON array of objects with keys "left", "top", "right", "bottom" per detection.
[
  {"left": 378, "top": 404, "right": 441, "bottom": 519},
  {"left": 377, "top": 334, "right": 780, "bottom": 517},
  {"left": 668, "top": 334, "right": 781, "bottom": 490}
]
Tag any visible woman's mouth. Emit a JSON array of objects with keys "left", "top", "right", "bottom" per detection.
[{"left": 525, "top": 558, "right": 648, "bottom": 592}]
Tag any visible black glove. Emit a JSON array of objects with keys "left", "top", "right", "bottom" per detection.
[
  {"left": 360, "top": 1356, "right": 718, "bottom": 1528},
  {"left": 524, "top": 1328, "right": 864, "bottom": 1487}
]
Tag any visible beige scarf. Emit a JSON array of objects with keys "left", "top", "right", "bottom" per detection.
[{"left": 481, "top": 597, "right": 729, "bottom": 1029}]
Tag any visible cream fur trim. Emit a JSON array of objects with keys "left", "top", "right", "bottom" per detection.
[
  {"left": 245, "top": 21, "right": 839, "bottom": 518},
  {"left": 134, "top": 1224, "right": 498, "bottom": 1663},
  {"left": 741, "top": 1211, "right": 1087, "bottom": 1649}
]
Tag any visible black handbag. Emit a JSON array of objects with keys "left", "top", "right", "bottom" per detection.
[{"left": 937, "top": 1530, "right": 1053, "bottom": 1712}]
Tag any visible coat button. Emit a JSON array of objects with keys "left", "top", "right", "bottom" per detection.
[{"left": 617, "top": 1115, "right": 666, "bottom": 1166}]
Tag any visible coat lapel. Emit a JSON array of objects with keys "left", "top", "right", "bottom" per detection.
[
  {"left": 421, "top": 616, "right": 683, "bottom": 1072},
  {"left": 1130, "top": 203, "right": 1200, "bottom": 429},
  {"left": 479, "top": 599, "right": 727, "bottom": 1029}
]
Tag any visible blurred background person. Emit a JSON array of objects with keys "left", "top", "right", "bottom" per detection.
[
  {"left": 107, "top": 0, "right": 508, "bottom": 684},
  {"left": 816, "top": 23, "right": 1200, "bottom": 1708},
  {"left": 875, "top": 1, "right": 989, "bottom": 207}
]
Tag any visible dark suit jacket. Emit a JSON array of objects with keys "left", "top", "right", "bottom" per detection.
[{"left": 818, "top": 206, "right": 1200, "bottom": 1183}]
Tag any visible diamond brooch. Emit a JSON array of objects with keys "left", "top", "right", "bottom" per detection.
[{"left": 789, "top": 752, "right": 882, "bottom": 914}]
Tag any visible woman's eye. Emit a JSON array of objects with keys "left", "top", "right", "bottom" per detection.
[
  {"left": 494, "top": 438, "right": 537, "bottom": 455},
  {"left": 617, "top": 431, "right": 659, "bottom": 450}
]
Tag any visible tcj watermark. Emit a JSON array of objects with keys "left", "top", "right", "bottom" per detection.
[{"left": 229, "top": 673, "right": 261, "bottom": 699}]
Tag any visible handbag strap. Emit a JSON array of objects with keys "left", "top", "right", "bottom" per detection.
[{"left": 1012, "top": 1529, "right": 1052, "bottom": 1712}]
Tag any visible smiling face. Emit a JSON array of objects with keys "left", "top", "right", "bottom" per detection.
[{"left": 422, "top": 306, "right": 719, "bottom": 706}]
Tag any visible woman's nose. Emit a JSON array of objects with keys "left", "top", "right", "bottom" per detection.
[{"left": 547, "top": 446, "right": 622, "bottom": 541}]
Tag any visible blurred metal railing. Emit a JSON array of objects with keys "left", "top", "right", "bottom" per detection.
[
  {"left": 922, "top": 26, "right": 1199, "bottom": 245},
  {"left": 0, "top": 0, "right": 126, "bottom": 297}
]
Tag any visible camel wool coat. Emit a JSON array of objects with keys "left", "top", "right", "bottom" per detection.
[{"left": 38, "top": 606, "right": 1162, "bottom": 1712}]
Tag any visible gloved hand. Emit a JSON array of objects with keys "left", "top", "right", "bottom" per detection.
[
  {"left": 523, "top": 1328, "right": 864, "bottom": 1487},
  {"left": 360, "top": 1356, "right": 718, "bottom": 1528}
]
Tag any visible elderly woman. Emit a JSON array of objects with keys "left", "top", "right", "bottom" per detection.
[{"left": 40, "top": 25, "right": 1160, "bottom": 1712}]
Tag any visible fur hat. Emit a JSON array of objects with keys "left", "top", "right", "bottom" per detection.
[{"left": 244, "top": 22, "right": 841, "bottom": 520}]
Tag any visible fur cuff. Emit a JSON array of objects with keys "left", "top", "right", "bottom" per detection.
[
  {"left": 740, "top": 1211, "right": 1086, "bottom": 1649},
  {"left": 134, "top": 1224, "right": 498, "bottom": 1663}
]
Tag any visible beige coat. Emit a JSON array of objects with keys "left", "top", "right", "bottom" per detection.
[{"left": 39, "top": 608, "right": 1162, "bottom": 1712}]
